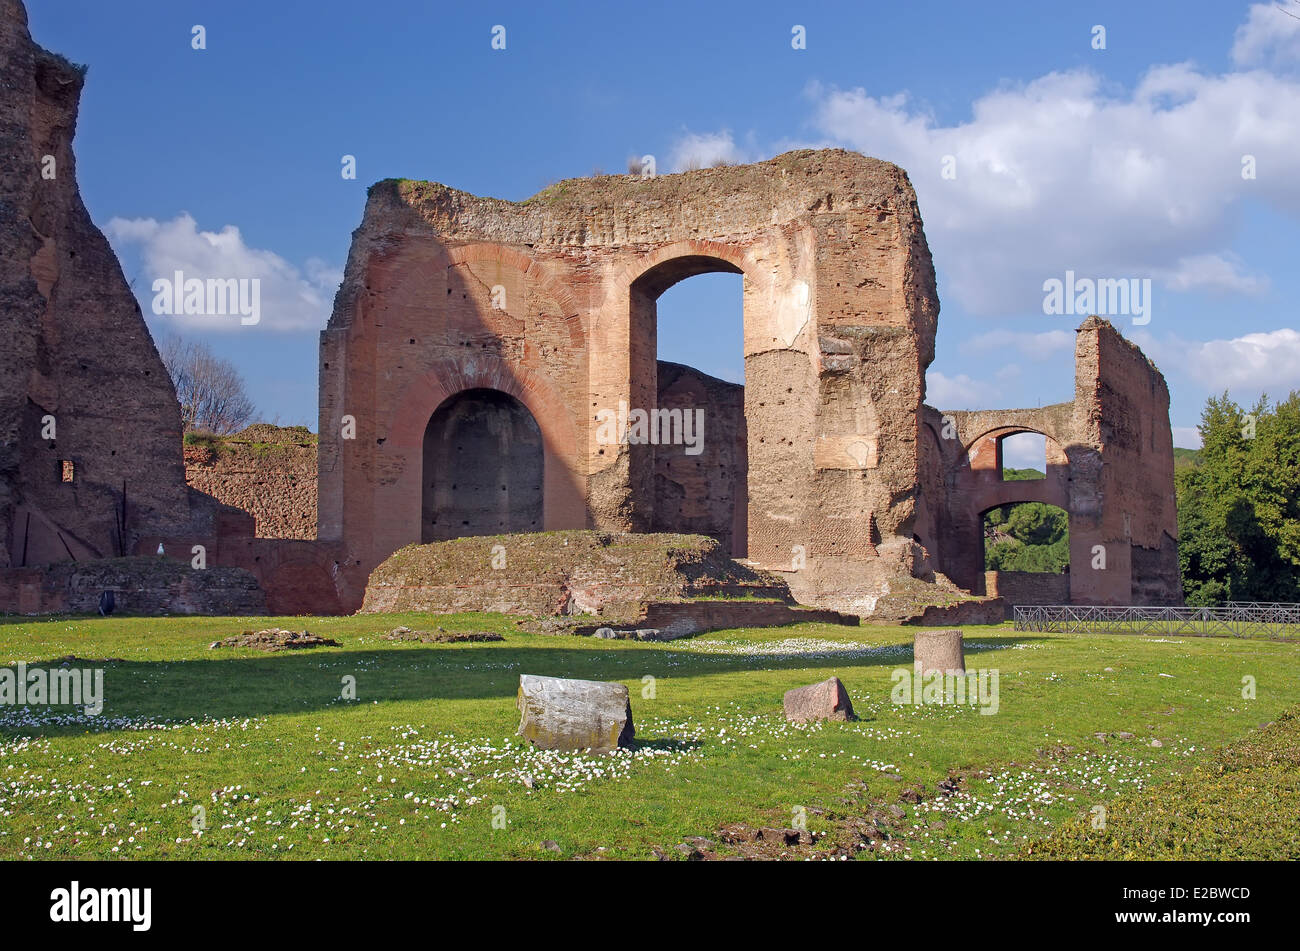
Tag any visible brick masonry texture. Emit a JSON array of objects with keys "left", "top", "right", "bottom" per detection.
[
  {"left": 319, "top": 149, "right": 945, "bottom": 615},
  {"left": 183, "top": 425, "right": 317, "bottom": 540},
  {"left": 0, "top": 0, "right": 198, "bottom": 569}
]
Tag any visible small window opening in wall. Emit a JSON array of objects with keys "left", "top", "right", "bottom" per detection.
[
  {"left": 1000, "top": 432, "right": 1046, "bottom": 481},
  {"left": 60, "top": 460, "right": 74, "bottom": 482}
]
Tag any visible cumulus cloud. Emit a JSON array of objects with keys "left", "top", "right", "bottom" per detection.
[
  {"left": 1134, "top": 326, "right": 1300, "bottom": 392},
  {"left": 1232, "top": 2, "right": 1300, "bottom": 68},
  {"left": 105, "top": 213, "right": 340, "bottom": 332},
  {"left": 925, "top": 370, "right": 1000, "bottom": 409},
  {"left": 1172, "top": 426, "right": 1203, "bottom": 449},
  {"left": 667, "top": 130, "right": 750, "bottom": 172},
  {"left": 1159, "top": 252, "right": 1269, "bottom": 295},
  {"left": 795, "top": 34, "right": 1300, "bottom": 317}
]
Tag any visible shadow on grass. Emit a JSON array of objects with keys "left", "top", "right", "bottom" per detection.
[{"left": 4, "top": 638, "right": 1048, "bottom": 732}]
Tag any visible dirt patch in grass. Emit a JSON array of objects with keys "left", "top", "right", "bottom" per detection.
[
  {"left": 668, "top": 775, "right": 973, "bottom": 860},
  {"left": 208, "top": 629, "right": 341, "bottom": 652},
  {"left": 381, "top": 627, "right": 504, "bottom": 644},
  {"left": 668, "top": 766, "right": 1041, "bottom": 861}
]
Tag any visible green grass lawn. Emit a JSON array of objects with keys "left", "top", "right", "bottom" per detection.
[{"left": 1, "top": 613, "right": 1297, "bottom": 860}]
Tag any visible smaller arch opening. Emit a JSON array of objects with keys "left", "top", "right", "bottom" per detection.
[{"left": 999, "top": 432, "right": 1047, "bottom": 481}]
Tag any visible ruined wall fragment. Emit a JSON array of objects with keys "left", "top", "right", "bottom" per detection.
[
  {"left": 319, "top": 150, "right": 941, "bottom": 613},
  {"left": 0, "top": 0, "right": 199, "bottom": 572}
]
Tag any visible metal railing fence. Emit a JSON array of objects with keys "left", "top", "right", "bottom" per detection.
[{"left": 1013, "top": 603, "right": 1300, "bottom": 640}]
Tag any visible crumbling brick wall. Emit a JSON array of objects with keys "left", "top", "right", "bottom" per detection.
[
  {"left": 0, "top": 556, "right": 265, "bottom": 615},
  {"left": 920, "top": 317, "right": 1181, "bottom": 606},
  {"left": 184, "top": 425, "right": 317, "bottom": 540},
  {"left": 0, "top": 1, "right": 207, "bottom": 570},
  {"left": 0, "top": 0, "right": 1182, "bottom": 619},
  {"left": 0, "top": 2, "right": 354, "bottom": 617},
  {"left": 984, "top": 570, "right": 1071, "bottom": 615},
  {"left": 651, "top": 361, "right": 746, "bottom": 556}
]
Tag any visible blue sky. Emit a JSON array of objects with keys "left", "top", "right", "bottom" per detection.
[{"left": 30, "top": 1, "right": 1300, "bottom": 459}]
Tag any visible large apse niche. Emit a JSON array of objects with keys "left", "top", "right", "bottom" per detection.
[{"left": 422, "top": 388, "right": 543, "bottom": 542}]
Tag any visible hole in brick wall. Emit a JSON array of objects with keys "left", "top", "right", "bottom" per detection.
[
  {"left": 999, "top": 432, "right": 1046, "bottom": 480},
  {"left": 638, "top": 263, "right": 747, "bottom": 558},
  {"left": 656, "top": 271, "right": 744, "bottom": 385},
  {"left": 982, "top": 502, "right": 1069, "bottom": 576}
]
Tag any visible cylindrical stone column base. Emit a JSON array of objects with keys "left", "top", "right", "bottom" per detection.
[{"left": 913, "top": 628, "right": 965, "bottom": 675}]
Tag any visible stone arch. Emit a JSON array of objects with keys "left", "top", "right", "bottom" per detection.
[
  {"left": 613, "top": 240, "right": 753, "bottom": 296},
  {"left": 613, "top": 247, "right": 753, "bottom": 545},
  {"left": 962, "top": 424, "right": 1070, "bottom": 460},
  {"left": 963, "top": 427, "right": 1069, "bottom": 488},
  {"left": 445, "top": 243, "right": 584, "bottom": 324},
  {"left": 422, "top": 388, "right": 544, "bottom": 541}
]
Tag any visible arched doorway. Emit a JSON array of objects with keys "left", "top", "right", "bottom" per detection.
[
  {"left": 630, "top": 255, "right": 748, "bottom": 556},
  {"left": 422, "top": 388, "right": 543, "bottom": 541},
  {"left": 981, "top": 500, "right": 1071, "bottom": 604}
]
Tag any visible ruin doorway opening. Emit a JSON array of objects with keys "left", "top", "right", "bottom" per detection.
[
  {"left": 1000, "top": 431, "right": 1047, "bottom": 480},
  {"left": 422, "top": 388, "right": 543, "bottom": 542},
  {"left": 982, "top": 500, "right": 1071, "bottom": 603},
  {"left": 632, "top": 259, "right": 748, "bottom": 557}
]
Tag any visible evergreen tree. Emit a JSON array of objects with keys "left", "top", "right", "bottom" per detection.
[{"left": 1177, "top": 391, "right": 1300, "bottom": 604}]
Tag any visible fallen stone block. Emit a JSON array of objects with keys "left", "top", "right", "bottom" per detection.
[
  {"left": 913, "top": 628, "right": 965, "bottom": 675},
  {"left": 783, "top": 676, "right": 857, "bottom": 722},
  {"left": 516, "top": 674, "right": 635, "bottom": 753},
  {"left": 208, "top": 629, "right": 340, "bottom": 652}
]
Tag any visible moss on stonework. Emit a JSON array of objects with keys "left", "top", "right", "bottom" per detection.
[{"left": 370, "top": 531, "right": 780, "bottom": 595}]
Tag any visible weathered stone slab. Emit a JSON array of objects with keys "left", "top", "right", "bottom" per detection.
[
  {"left": 783, "top": 677, "right": 857, "bottom": 722},
  {"left": 913, "top": 629, "right": 965, "bottom": 675},
  {"left": 516, "top": 674, "right": 634, "bottom": 753}
]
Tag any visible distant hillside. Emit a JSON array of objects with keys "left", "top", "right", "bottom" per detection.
[
  {"left": 1174, "top": 447, "right": 1202, "bottom": 470},
  {"left": 1002, "top": 466, "right": 1045, "bottom": 481}
]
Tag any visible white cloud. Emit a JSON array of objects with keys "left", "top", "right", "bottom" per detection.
[
  {"left": 667, "top": 130, "right": 750, "bottom": 172},
  {"left": 926, "top": 370, "right": 999, "bottom": 409},
  {"left": 962, "top": 329, "right": 1074, "bottom": 360},
  {"left": 1172, "top": 426, "right": 1203, "bottom": 449},
  {"left": 1160, "top": 252, "right": 1269, "bottom": 295},
  {"left": 995, "top": 363, "right": 1021, "bottom": 382},
  {"left": 1134, "top": 327, "right": 1300, "bottom": 392},
  {"left": 1001, "top": 431, "right": 1046, "bottom": 470},
  {"left": 105, "top": 213, "right": 339, "bottom": 332},
  {"left": 1232, "top": 2, "right": 1300, "bottom": 68},
  {"left": 798, "top": 35, "right": 1300, "bottom": 317}
]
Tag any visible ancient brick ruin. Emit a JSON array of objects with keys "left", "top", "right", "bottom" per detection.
[
  {"left": 319, "top": 152, "right": 942, "bottom": 616},
  {"left": 918, "top": 316, "right": 1180, "bottom": 607},
  {"left": 0, "top": 1, "right": 263, "bottom": 613},
  {"left": 318, "top": 154, "right": 1180, "bottom": 616},
  {"left": 0, "top": 3, "right": 337, "bottom": 615},
  {"left": 0, "top": 0, "right": 1181, "bottom": 618}
]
